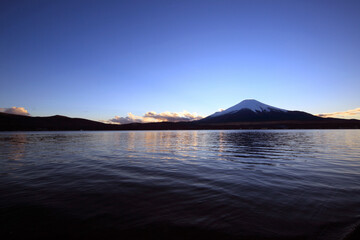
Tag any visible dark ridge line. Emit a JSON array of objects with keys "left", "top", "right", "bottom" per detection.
[{"left": 1, "top": 112, "right": 360, "bottom": 131}]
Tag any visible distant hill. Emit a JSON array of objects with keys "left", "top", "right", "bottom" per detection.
[
  {"left": 0, "top": 112, "right": 109, "bottom": 131},
  {"left": 1, "top": 100, "right": 360, "bottom": 131}
]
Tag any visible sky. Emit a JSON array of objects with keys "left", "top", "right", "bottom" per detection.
[{"left": 1, "top": 0, "right": 360, "bottom": 122}]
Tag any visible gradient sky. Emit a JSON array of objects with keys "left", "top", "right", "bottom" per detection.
[{"left": 1, "top": 0, "right": 360, "bottom": 121}]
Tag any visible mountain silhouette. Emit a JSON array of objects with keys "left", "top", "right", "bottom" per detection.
[
  {"left": 1, "top": 100, "right": 359, "bottom": 130},
  {"left": 198, "top": 99, "right": 321, "bottom": 123}
]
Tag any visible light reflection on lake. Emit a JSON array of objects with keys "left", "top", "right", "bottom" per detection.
[{"left": 0, "top": 130, "right": 360, "bottom": 240}]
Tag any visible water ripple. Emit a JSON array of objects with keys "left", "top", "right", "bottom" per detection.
[{"left": 1, "top": 130, "right": 360, "bottom": 239}]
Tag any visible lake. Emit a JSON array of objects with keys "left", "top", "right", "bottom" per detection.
[{"left": 1, "top": 130, "right": 360, "bottom": 239}]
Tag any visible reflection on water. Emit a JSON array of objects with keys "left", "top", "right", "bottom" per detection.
[
  {"left": 0, "top": 134, "right": 28, "bottom": 173},
  {"left": 0, "top": 130, "right": 360, "bottom": 240},
  {"left": 8, "top": 133, "right": 27, "bottom": 161}
]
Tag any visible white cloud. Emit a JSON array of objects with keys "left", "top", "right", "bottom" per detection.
[
  {"left": 0, "top": 107, "right": 30, "bottom": 116},
  {"left": 107, "top": 111, "right": 204, "bottom": 124},
  {"left": 144, "top": 111, "right": 204, "bottom": 122},
  {"left": 316, "top": 107, "right": 360, "bottom": 119}
]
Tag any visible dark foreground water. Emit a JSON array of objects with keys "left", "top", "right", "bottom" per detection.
[{"left": 1, "top": 130, "right": 360, "bottom": 240}]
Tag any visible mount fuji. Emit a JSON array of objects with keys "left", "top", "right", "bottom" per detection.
[{"left": 198, "top": 99, "right": 321, "bottom": 123}]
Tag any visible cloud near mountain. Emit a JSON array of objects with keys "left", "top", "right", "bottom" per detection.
[
  {"left": 108, "top": 111, "right": 204, "bottom": 124},
  {"left": 0, "top": 107, "right": 30, "bottom": 116},
  {"left": 317, "top": 107, "right": 360, "bottom": 119}
]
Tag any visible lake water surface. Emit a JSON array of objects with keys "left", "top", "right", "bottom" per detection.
[{"left": 1, "top": 130, "right": 360, "bottom": 239}]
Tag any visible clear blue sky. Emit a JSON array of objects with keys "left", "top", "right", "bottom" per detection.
[{"left": 1, "top": 0, "right": 360, "bottom": 120}]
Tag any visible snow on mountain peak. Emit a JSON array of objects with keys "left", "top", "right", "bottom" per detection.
[{"left": 209, "top": 99, "right": 287, "bottom": 118}]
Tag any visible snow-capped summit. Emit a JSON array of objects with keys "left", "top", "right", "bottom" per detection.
[
  {"left": 210, "top": 99, "right": 286, "bottom": 118},
  {"left": 199, "top": 99, "right": 319, "bottom": 123}
]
